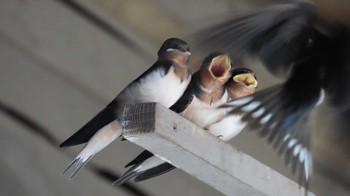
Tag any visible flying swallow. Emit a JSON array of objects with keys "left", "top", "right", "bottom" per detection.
[
  {"left": 60, "top": 38, "right": 192, "bottom": 179},
  {"left": 197, "top": 0, "right": 350, "bottom": 188},
  {"left": 113, "top": 52, "right": 232, "bottom": 185}
]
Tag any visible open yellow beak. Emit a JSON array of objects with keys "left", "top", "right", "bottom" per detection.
[{"left": 233, "top": 73, "right": 258, "bottom": 87}]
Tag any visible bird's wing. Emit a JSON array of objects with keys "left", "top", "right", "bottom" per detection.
[
  {"left": 222, "top": 56, "right": 323, "bottom": 187},
  {"left": 132, "top": 60, "right": 173, "bottom": 84},
  {"left": 196, "top": 2, "right": 316, "bottom": 77},
  {"left": 125, "top": 150, "right": 154, "bottom": 168},
  {"left": 124, "top": 151, "right": 176, "bottom": 182},
  {"left": 169, "top": 74, "right": 197, "bottom": 113},
  {"left": 321, "top": 28, "right": 350, "bottom": 110},
  {"left": 59, "top": 60, "right": 174, "bottom": 148},
  {"left": 223, "top": 84, "right": 316, "bottom": 187},
  {"left": 134, "top": 163, "right": 175, "bottom": 182},
  {"left": 59, "top": 101, "right": 118, "bottom": 148}
]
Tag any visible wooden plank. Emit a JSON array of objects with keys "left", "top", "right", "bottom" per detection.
[{"left": 122, "top": 103, "right": 315, "bottom": 196}]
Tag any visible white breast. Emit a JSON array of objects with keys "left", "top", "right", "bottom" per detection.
[
  {"left": 207, "top": 114, "right": 247, "bottom": 141},
  {"left": 118, "top": 66, "right": 190, "bottom": 110},
  {"left": 181, "top": 92, "right": 228, "bottom": 128}
]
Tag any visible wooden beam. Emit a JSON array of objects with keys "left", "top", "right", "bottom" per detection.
[{"left": 122, "top": 103, "right": 315, "bottom": 196}]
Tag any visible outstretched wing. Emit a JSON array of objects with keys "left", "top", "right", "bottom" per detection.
[
  {"left": 321, "top": 27, "right": 350, "bottom": 110},
  {"left": 196, "top": 2, "right": 316, "bottom": 77},
  {"left": 221, "top": 55, "right": 323, "bottom": 188},
  {"left": 223, "top": 84, "right": 317, "bottom": 188}
]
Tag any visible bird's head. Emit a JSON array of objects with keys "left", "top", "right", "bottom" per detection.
[
  {"left": 158, "top": 38, "right": 191, "bottom": 64},
  {"left": 199, "top": 52, "right": 232, "bottom": 89},
  {"left": 226, "top": 68, "right": 258, "bottom": 99}
]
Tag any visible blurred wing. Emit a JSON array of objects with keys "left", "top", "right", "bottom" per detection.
[
  {"left": 222, "top": 61, "right": 322, "bottom": 187},
  {"left": 322, "top": 28, "right": 350, "bottom": 110},
  {"left": 196, "top": 2, "right": 316, "bottom": 77}
]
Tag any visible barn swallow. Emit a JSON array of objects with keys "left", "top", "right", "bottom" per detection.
[
  {"left": 60, "top": 38, "right": 192, "bottom": 179},
  {"left": 207, "top": 68, "right": 258, "bottom": 141},
  {"left": 113, "top": 52, "right": 232, "bottom": 185},
  {"left": 197, "top": 0, "right": 350, "bottom": 188}
]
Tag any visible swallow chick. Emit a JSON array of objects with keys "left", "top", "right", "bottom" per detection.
[
  {"left": 197, "top": 0, "right": 350, "bottom": 188},
  {"left": 60, "top": 38, "right": 192, "bottom": 179},
  {"left": 113, "top": 52, "right": 232, "bottom": 185},
  {"left": 207, "top": 68, "right": 258, "bottom": 141}
]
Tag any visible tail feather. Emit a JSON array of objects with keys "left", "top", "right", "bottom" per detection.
[
  {"left": 113, "top": 171, "right": 140, "bottom": 186},
  {"left": 62, "top": 121, "right": 122, "bottom": 179},
  {"left": 116, "top": 154, "right": 170, "bottom": 184},
  {"left": 114, "top": 162, "right": 176, "bottom": 185},
  {"left": 134, "top": 163, "right": 176, "bottom": 182},
  {"left": 62, "top": 158, "right": 77, "bottom": 176},
  {"left": 62, "top": 156, "right": 93, "bottom": 179}
]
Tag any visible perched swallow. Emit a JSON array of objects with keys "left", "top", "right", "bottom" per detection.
[
  {"left": 60, "top": 38, "right": 192, "bottom": 179},
  {"left": 113, "top": 52, "right": 232, "bottom": 185},
  {"left": 207, "top": 68, "right": 258, "bottom": 141},
  {"left": 197, "top": 0, "right": 350, "bottom": 188}
]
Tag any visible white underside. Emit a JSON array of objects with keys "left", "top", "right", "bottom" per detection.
[
  {"left": 181, "top": 92, "right": 228, "bottom": 128},
  {"left": 77, "top": 120, "right": 122, "bottom": 161},
  {"left": 118, "top": 66, "right": 190, "bottom": 111},
  {"left": 207, "top": 114, "right": 247, "bottom": 141}
]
